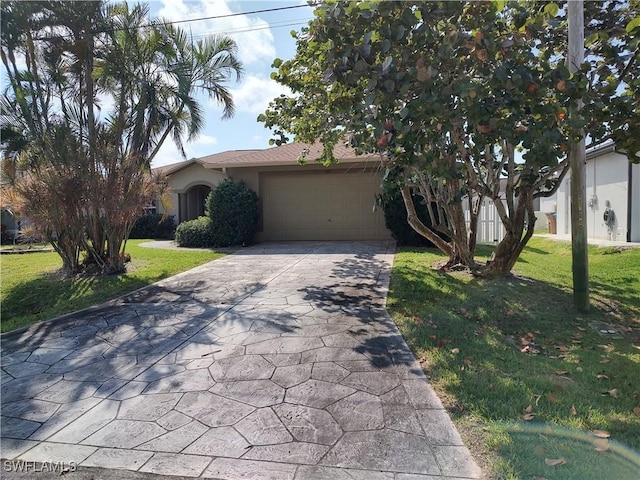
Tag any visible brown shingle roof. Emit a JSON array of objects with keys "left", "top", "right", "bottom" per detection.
[
  {"left": 154, "top": 143, "right": 381, "bottom": 175},
  {"left": 199, "top": 142, "right": 380, "bottom": 168},
  {"left": 152, "top": 149, "right": 261, "bottom": 175}
]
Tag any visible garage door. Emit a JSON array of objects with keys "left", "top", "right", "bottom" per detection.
[{"left": 260, "top": 170, "right": 392, "bottom": 241}]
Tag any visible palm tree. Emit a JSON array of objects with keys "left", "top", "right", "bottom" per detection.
[{"left": 0, "top": 1, "right": 243, "bottom": 274}]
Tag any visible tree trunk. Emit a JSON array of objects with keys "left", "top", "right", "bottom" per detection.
[
  {"left": 480, "top": 191, "right": 536, "bottom": 276},
  {"left": 400, "top": 185, "right": 452, "bottom": 255},
  {"left": 400, "top": 185, "right": 476, "bottom": 269}
]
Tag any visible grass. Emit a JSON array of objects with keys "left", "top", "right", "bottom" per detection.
[
  {"left": 0, "top": 239, "right": 225, "bottom": 333},
  {"left": 387, "top": 237, "right": 640, "bottom": 480}
]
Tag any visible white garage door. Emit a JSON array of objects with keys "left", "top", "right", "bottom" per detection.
[{"left": 260, "top": 170, "right": 392, "bottom": 241}]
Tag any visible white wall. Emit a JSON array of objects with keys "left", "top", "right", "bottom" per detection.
[
  {"left": 631, "top": 162, "right": 640, "bottom": 242},
  {"left": 556, "top": 150, "right": 632, "bottom": 241}
]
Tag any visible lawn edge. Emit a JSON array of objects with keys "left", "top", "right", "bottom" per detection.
[{"left": 1, "top": 249, "right": 231, "bottom": 339}]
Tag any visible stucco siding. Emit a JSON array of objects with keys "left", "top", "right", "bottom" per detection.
[
  {"left": 631, "top": 163, "right": 640, "bottom": 242},
  {"left": 169, "top": 163, "right": 227, "bottom": 193},
  {"left": 159, "top": 163, "right": 227, "bottom": 222},
  {"left": 557, "top": 151, "right": 632, "bottom": 241}
]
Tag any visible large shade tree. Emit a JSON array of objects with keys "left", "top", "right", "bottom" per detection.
[
  {"left": 261, "top": 0, "right": 639, "bottom": 275},
  {"left": 1, "top": 1, "right": 243, "bottom": 273}
]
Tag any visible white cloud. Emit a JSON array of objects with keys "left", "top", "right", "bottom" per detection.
[
  {"left": 150, "top": 134, "right": 219, "bottom": 167},
  {"left": 151, "top": 141, "right": 188, "bottom": 168},
  {"left": 195, "top": 134, "right": 219, "bottom": 146},
  {"left": 157, "top": 0, "right": 276, "bottom": 66},
  {"left": 228, "top": 73, "right": 291, "bottom": 116}
]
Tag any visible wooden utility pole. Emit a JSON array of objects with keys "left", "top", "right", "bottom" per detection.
[{"left": 568, "top": 0, "right": 589, "bottom": 312}]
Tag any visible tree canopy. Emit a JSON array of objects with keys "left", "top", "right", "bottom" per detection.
[{"left": 260, "top": 0, "right": 639, "bottom": 275}]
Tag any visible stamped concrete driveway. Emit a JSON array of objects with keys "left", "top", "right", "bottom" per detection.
[{"left": 1, "top": 241, "right": 480, "bottom": 479}]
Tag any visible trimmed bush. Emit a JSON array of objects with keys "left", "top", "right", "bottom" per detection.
[
  {"left": 174, "top": 216, "right": 214, "bottom": 248},
  {"left": 379, "top": 185, "right": 440, "bottom": 247},
  {"left": 129, "top": 214, "right": 175, "bottom": 239},
  {"left": 206, "top": 179, "right": 259, "bottom": 247}
]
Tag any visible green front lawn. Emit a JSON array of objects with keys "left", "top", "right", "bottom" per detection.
[
  {"left": 388, "top": 237, "right": 640, "bottom": 480},
  {"left": 0, "top": 240, "right": 225, "bottom": 333}
]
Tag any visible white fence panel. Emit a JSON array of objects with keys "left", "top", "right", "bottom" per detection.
[{"left": 464, "top": 197, "right": 506, "bottom": 244}]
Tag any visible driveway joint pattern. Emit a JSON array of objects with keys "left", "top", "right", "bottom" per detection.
[{"left": 1, "top": 241, "right": 480, "bottom": 479}]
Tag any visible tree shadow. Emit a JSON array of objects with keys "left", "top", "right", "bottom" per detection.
[
  {"left": 388, "top": 255, "right": 640, "bottom": 476},
  {"left": 296, "top": 250, "right": 423, "bottom": 377},
  {"left": 0, "top": 271, "right": 301, "bottom": 442}
]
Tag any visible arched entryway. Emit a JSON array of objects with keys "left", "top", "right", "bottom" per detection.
[{"left": 178, "top": 184, "right": 211, "bottom": 222}]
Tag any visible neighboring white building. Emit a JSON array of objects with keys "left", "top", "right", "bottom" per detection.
[
  {"left": 465, "top": 141, "right": 640, "bottom": 244},
  {"left": 554, "top": 142, "right": 640, "bottom": 242}
]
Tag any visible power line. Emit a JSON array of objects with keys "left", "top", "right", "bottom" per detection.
[
  {"left": 32, "top": 4, "right": 316, "bottom": 40},
  {"left": 127, "top": 3, "right": 316, "bottom": 32},
  {"left": 188, "top": 19, "right": 311, "bottom": 38}
]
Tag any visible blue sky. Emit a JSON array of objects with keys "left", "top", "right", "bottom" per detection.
[{"left": 147, "top": 0, "right": 315, "bottom": 167}]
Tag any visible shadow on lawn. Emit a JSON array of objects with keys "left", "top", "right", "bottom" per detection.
[
  {"left": 388, "top": 250, "right": 640, "bottom": 478},
  {"left": 0, "top": 269, "right": 163, "bottom": 333}
]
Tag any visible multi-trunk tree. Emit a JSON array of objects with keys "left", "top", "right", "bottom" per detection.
[
  {"left": 1, "top": 1, "right": 243, "bottom": 274},
  {"left": 261, "top": 0, "right": 639, "bottom": 275}
]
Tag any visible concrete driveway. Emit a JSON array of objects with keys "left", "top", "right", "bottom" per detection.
[{"left": 1, "top": 241, "right": 480, "bottom": 479}]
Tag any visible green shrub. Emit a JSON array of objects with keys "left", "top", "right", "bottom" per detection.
[
  {"left": 379, "top": 185, "right": 442, "bottom": 247},
  {"left": 129, "top": 214, "right": 175, "bottom": 239},
  {"left": 174, "top": 216, "right": 213, "bottom": 248},
  {"left": 206, "top": 179, "right": 259, "bottom": 247}
]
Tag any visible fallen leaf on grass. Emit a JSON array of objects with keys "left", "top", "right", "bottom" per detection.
[
  {"left": 451, "top": 347, "right": 460, "bottom": 355},
  {"left": 464, "top": 357, "right": 473, "bottom": 366},
  {"left": 633, "top": 407, "right": 640, "bottom": 416},
  {"left": 413, "top": 316, "right": 424, "bottom": 325},
  {"left": 525, "top": 404, "right": 533, "bottom": 414},
  {"left": 523, "top": 413, "right": 535, "bottom": 421},
  {"left": 600, "top": 358, "right": 611, "bottom": 364},
  {"left": 570, "top": 405, "right": 577, "bottom": 415},
  {"left": 589, "top": 430, "right": 611, "bottom": 438},
  {"left": 534, "top": 445, "right": 546, "bottom": 455},
  {"left": 555, "top": 369, "right": 569, "bottom": 375},
  {"left": 593, "top": 439, "right": 610, "bottom": 452},
  {"left": 602, "top": 388, "right": 619, "bottom": 398},
  {"left": 545, "top": 457, "right": 567, "bottom": 466},
  {"left": 547, "top": 393, "right": 558, "bottom": 404},
  {"left": 596, "top": 374, "right": 609, "bottom": 379}
]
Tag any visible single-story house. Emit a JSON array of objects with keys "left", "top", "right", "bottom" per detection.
[
  {"left": 540, "top": 142, "right": 640, "bottom": 242},
  {"left": 155, "top": 143, "right": 393, "bottom": 242}
]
